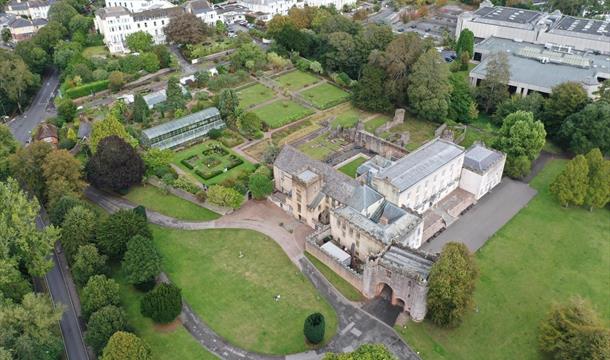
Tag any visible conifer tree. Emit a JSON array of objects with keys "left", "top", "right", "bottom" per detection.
[
  {"left": 584, "top": 148, "right": 610, "bottom": 210},
  {"left": 550, "top": 155, "right": 589, "bottom": 207}
]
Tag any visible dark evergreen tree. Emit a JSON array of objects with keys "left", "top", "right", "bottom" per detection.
[
  {"left": 140, "top": 283, "right": 183, "bottom": 323},
  {"left": 132, "top": 93, "right": 149, "bottom": 124},
  {"left": 304, "top": 313, "right": 325, "bottom": 344},
  {"left": 165, "top": 76, "right": 185, "bottom": 112},
  {"left": 49, "top": 194, "right": 83, "bottom": 226},
  {"left": 121, "top": 235, "right": 161, "bottom": 288},
  {"left": 86, "top": 135, "right": 145, "bottom": 192},
  {"left": 455, "top": 29, "right": 474, "bottom": 59},
  {"left": 352, "top": 64, "right": 392, "bottom": 113},
  {"left": 85, "top": 305, "right": 128, "bottom": 354},
  {"left": 95, "top": 209, "right": 151, "bottom": 259}
]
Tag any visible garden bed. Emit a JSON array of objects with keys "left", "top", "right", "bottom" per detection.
[
  {"left": 297, "top": 132, "right": 347, "bottom": 161},
  {"left": 300, "top": 83, "right": 350, "bottom": 110},
  {"left": 237, "top": 83, "right": 275, "bottom": 109},
  {"left": 275, "top": 71, "right": 321, "bottom": 91},
  {"left": 250, "top": 100, "right": 314, "bottom": 129}
]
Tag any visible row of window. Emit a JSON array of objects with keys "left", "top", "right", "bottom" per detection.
[{"left": 147, "top": 116, "right": 222, "bottom": 144}]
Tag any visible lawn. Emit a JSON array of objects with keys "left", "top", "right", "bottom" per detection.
[
  {"left": 82, "top": 46, "right": 109, "bottom": 59},
  {"left": 114, "top": 270, "right": 218, "bottom": 360},
  {"left": 298, "top": 132, "right": 346, "bottom": 161},
  {"left": 300, "top": 83, "right": 350, "bottom": 110},
  {"left": 250, "top": 100, "right": 314, "bottom": 129},
  {"left": 459, "top": 127, "right": 497, "bottom": 148},
  {"left": 237, "top": 83, "right": 275, "bottom": 109},
  {"left": 305, "top": 253, "right": 363, "bottom": 302},
  {"left": 275, "top": 70, "right": 320, "bottom": 91},
  {"left": 123, "top": 185, "right": 220, "bottom": 221},
  {"left": 382, "top": 116, "right": 438, "bottom": 152},
  {"left": 172, "top": 141, "right": 256, "bottom": 186},
  {"left": 398, "top": 160, "right": 610, "bottom": 360},
  {"left": 330, "top": 108, "right": 361, "bottom": 129},
  {"left": 364, "top": 116, "right": 391, "bottom": 134},
  {"left": 337, "top": 156, "right": 367, "bottom": 178},
  {"left": 151, "top": 226, "right": 338, "bottom": 355}
]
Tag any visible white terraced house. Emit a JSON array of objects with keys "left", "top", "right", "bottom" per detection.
[{"left": 238, "top": 0, "right": 357, "bottom": 16}]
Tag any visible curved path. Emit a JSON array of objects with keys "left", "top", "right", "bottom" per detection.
[{"left": 85, "top": 187, "right": 420, "bottom": 360}]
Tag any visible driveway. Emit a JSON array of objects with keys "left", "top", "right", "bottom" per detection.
[{"left": 421, "top": 178, "right": 537, "bottom": 253}]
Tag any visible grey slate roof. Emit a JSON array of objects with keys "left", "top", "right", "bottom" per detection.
[
  {"left": 187, "top": 0, "right": 213, "bottom": 14},
  {"left": 8, "top": 17, "right": 32, "bottom": 28},
  {"left": 31, "top": 18, "right": 47, "bottom": 26},
  {"left": 349, "top": 185, "right": 383, "bottom": 213},
  {"left": 375, "top": 138, "right": 464, "bottom": 192},
  {"left": 95, "top": 6, "right": 130, "bottom": 19},
  {"left": 132, "top": 6, "right": 184, "bottom": 21},
  {"left": 275, "top": 146, "right": 361, "bottom": 207},
  {"left": 142, "top": 107, "right": 221, "bottom": 139},
  {"left": 463, "top": 144, "right": 505, "bottom": 174},
  {"left": 380, "top": 246, "right": 435, "bottom": 281}
]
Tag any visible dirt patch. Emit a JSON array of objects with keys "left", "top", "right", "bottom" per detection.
[{"left": 153, "top": 318, "right": 181, "bottom": 332}]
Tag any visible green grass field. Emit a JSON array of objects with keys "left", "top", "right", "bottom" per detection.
[
  {"left": 305, "top": 253, "right": 363, "bottom": 302},
  {"left": 152, "top": 226, "right": 338, "bottom": 355},
  {"left": 364, "top": 116, "right": 391, "bottom": 133},
  {"left": 398, "top": 160, "right": 610, "bottom": 360},
  {"left": 337, "top": 156, "right": 367, "bottom": 178},
  {"left": 251, "top": 100, "right": 314, "bottom": 129},
  {"left": 172, "top": 141, "right": 256, "bottom": 186},
  {"left": 237, "top": 83, "right": 275, "bottom": 109},
  {"left": 382, "top": 116, "right": 437, "bottom": 152},
  {"left": 275, "top": 71, "right": 320, "bottom": 91},
  {"left": 123, "top": 185, "right": 220, "bottom": 221},
  {"left": 82, "top": 46, "right": 109, "bottom": 59},
  {"left": 298, "top": 132, "right": 346, "bottom": 161},
  {"left": 330, "top": 109, "right": 360, "bottom": 129},
  {"left": 114, "top": 270, "right": 218, "bottom": 360},
  {"left": 300, "top": 83, "right": 350, "bottom": 110}
]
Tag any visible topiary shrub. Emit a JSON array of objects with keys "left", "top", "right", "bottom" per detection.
[
  {"left": 140, "top": 283, "right": 182, "bottom": 323},
  {"left": 133, "top": 205, "right": 147, "bottom": 221},
  {"left": 303, "top": 312, "right": 325, "bottom": 344}
]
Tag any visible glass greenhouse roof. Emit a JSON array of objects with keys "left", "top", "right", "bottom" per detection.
[{"left": 142, "top": 107, "right": 221, "bottom": 140}]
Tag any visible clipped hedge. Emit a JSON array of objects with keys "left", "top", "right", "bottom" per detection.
[
  {"left": 65, "top": 80, "right": 110, "bottom": 99},
  {"left": 180, "top": 155, "right": 197, "bottom": 170}
]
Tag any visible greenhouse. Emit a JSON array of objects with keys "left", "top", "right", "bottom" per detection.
[{"left": 141, "top": 107, "right": 225, "bottom": 149}]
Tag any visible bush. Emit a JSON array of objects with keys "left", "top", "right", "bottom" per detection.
[
  {"left": 95, "top": 209, "right": 151, "bottom": 259},
  {"left": 208, "top": 128, "right": 222, "bottom": 139},
  {"left": 304, "top": 313, "right": 325, "bottom": 344},
  {"left": 85, "top": 305, "right": 128, "bottom": 354},
  {"left": 207, "top": 185, "right": 243, "bottom": 208},
  {"left": 140, "top": 283, "right": 182, "bottom": 323},
  {"left": 101, "top": 331, "right": 151, "bottom": 360},
  {"left": 133, "top": 205, "right": 147, "bottom": 221},
  {"left": 172, "top": 176, "right": 199, "bottom": 194},
  {"left": 195, "top": 190, "right": 207, "bottom": 202},
  {"left": 65, "top": 80, "right": 110, "bottom": 99}
]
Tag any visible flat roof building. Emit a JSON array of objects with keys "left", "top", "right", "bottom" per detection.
[{"left": 141, "top": 107, "right": 225, "bottom": 149}]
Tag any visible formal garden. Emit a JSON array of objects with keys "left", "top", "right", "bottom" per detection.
[
  {"left": 300, "top": 83, "right": 351, "bottom": 110},
  {"left": 172, "top": 141, "right": 255, "bottom": 186},
  {"left": 237, "top": 83, "right": 276, "bottom": 109},
  {"left": 297, "top": 131, "right": 348, "bottom": 161},
  {"left": 398, "top": 160, "right": 610, "bottom": 359},
  {"left": 275, "top": 70, "right": 321, "bottom": 91},
  {"left": 250, "top": 100, "right": 314, "bottom": 129},
  {"left": 152, "top": 226, "right": 338, "bottom": 354}
]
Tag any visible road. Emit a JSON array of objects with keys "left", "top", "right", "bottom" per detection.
[
  {"left": 36, "top": 212, "right": 90, "bottom": 360},
  {"left": 8, "top": 68, "right": 59, "bottom": 144}
]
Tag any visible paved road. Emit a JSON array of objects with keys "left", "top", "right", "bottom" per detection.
[
  {"left": 36, "top": 212, "right": 90, "bottom": 360},
  {"left": 421, "top": 178, "right": 537, "bottom": 253},
  {"left": 8, "top": 68, "right": 59, "bottom": 143}
]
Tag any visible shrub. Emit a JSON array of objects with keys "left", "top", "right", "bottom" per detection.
[
  {"left": 207, "top": 185, "right": 243, "bottom": 208},
  {"left": 172, "top": 176, "right": 199, "bottom": 194},
  {"left": 101, "top": 331, "right": 151, "bottom": 360},
  {"left": 304, "top": 313, "right": 325, "bottom": 344},
  {"left": 140, "top": 283, "right": 182, "bottom": 323},
  {"left": 195, "top": 190, "right": 207, "bottom": 202},
  {"left": 208, "top": 128, "right": 222, "bottom": 139},
  {"left": 95, "top": 209, "right": 151, "bottom": 259},
  {"left": 64, "top": 80, "right": 110, "bottom": 99},
  {"left": 85, "top": 305, "right": 128, "bottom": 354},
  {"left": 133, "top": 205, "right": 147, "bottom": 221},
  {"left": 248, "top": 173, "right": 273, "bottom": 200}
]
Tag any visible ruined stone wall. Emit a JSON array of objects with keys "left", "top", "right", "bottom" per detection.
[{"left": 354, "top": 131, "right": 408, "bottom": 160}]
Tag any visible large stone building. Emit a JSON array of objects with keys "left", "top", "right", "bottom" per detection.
[
  {"left": 456, "top": 1, "right": 610, "bottom": 54},
  {"left": 238, "top": 0, "right": 357, "bottom": 16},
  {"left": 272, "top": 138, "right": 505, "bottom": 321}
]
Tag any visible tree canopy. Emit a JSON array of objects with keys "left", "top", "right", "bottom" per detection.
[
  {"left": 550, "top": 155, "right": 589, "bottom": 207},
  {"left": 72, "top": 244, "right": 108, "bottom": 287},
  {"left": 89, "top": 114, "right": 137, "bottom": 153},
  {"left": 95, "top": 208, "right": 151, "bottom": 259},
  {"left": 81, "top": 275, "right": 120, "bottom": 319},
  {"left": 86, "top": 135, "right": 145, "bottom": 192},
  {"left": 476, "top": 52, "right": 509, "bottom": 114},
  {"left": 543, "top": 82, "right": 589, "bottom": 138},
  {"left": 323, "top": 344, "right": 396, "bottom": 360},
  {"left": 558, "top": 101, "right": 610, "bottom": 155},
  {"left": 101, "top": 331, "right": 151, "bottom": 360},
  {"left": 61, "top": 205, "right": 97, "bottom": 263},
  {"left": 85, "top": 305, "right": 128, "bottom": 354},
  {"left": 121, "top": 235, "right": 161, "bottom": 286},
  {"left": 125, "top": 31, "right": 154, "bottom": 53},
  {"left": 140, "top": 283, "right": 182, "bottom": 323},
  {"left": 164, "top": 13, "right": 210, "bottom": 46}
]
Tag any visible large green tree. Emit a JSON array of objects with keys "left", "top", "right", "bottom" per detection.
[
  {"left": 165, "top": 76, "right": 185, "bottom": 113},
  {"left": 476, "top": 52, "right": 509, "bottom": 114},
  {"left": 543, "top": 82, "right": 589, "bottom": 138},
  {"left": 95, "top": 209, "right": 151, "bottom": 259},
  {"left": 455, "top": 28, "right": 474, "bottom": 59},
  {"left": 49, "top": 195, "right": 83, "bottom": 226},
  {"left": 85, "top": 305, "right": 128, "bottom": 354},
  {"left": 550, "top": 155, "right": 589, "bottom": 207},
  {"left": 8, "top": 141, "right": 52, "bottom": 201},
  {"left": 125, "top": 31, "right": 153, "bottom": 53},
  {"left": 492, "top": 93, "right": 545, "bottom": 126},
  {"left": 164, "top": 13, "right": 210, "bottom": 46},
  {"left": 558, "top": 102, "right": 610, "bottom": 155},
  {"left": 14, "top": 41, "right": 49, "bottom": 75},
  {"left": 207, "top": 185, "right": 243, "bottom": 209},
  {"left": 352, "top": 64, "right": 392, "bottom": 113},
  {"left": 427, "top": 242, "right": 478, "bottom": 327},
  {"left": 408, "top": 49, "right": 452, "bottom": 123},
  {"left": 72, "top": 244, "right": 108, "bottom": 287},
  {"left": 584, "top": 148, "right": 610, "bottom": 210},
  {"left": 86, "top": 136, "right": 145, "bottom": 192},
  {"left": 47, "top": 1, "right": 78, "bottom": 28},
  {"left": 81, "top": 275, "right": 120, "bottom": 319},
  {"left": 538, "top": 297, "right": 610, "bottom": 360},
  {"left": 42, "top": 149, "right": 84, "bottom": 207},
  {"left": 121, "top": 235, "right": 161, "bottom": 287},
  {"left": 89, "top": 114, "right": 137, "bottom": 153},
  {"left": 0, "top": 124, "right": 18, "bottom": 181},
  {"left": 448, "top": 72, "right": 477, "bottom": 124},
  {"left": 132, "top": 93, "right": 149, "bottom": 124},
  {"left": 0, "top": 50, "right": 40, "bottom": 114},
  {"left": 101, "top": 331, "right": 151, "bottom": 360},
  {"left": 218, "top": 89, "right": 240, "bottom": 129},
  {"left": 493, "top": 111, "right": 546, "bottom": 179},
  {"left": 248, "top": 173, "right": 273, "bottom": 200},
  {"left": 61, "top": 206, "right": 97, "bottom": 263}
]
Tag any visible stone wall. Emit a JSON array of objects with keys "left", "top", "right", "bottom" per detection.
[{"left": 353, "top": 130, "right": 408, "bottom": 160}]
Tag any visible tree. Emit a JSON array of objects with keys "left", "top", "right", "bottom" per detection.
[
  {"left": 476, "top": 52, "right": 509, "bottom": 114},
  {"left": 56, "top": 98, "right": 77, "bottom": 122},
  {"left": 352, "top": 64, "right": 392, "bottom": 113},
  {"left": 69, "top": 14, "right": 92, "bottom": 34},
  {"left": 248, "top": 173, "right": 273, "bottom": 200},
  {"left": 85, "top": 305, "right": 128, "bottom": 354},
  {"left": 543, "top": 82, "right": 589, "bottom": 138},
  {"left": 140, "top": 283, "right": 182, "bottom": 323},
  {"left": 122, "top": 235, "right": 161, "bottom": 288},
  {"left": 95, "top": 209, "right": 151, "bottom": 259},
  {"left": 323, "top": 344, "right": 396, "bottom": 360},
  {"left": 61, "top": 206, "right": 97, "bottom": 263},
  {"left": 87, "top": 136, "right": 144, "bottom": 192},
  {"left": 152, "top": 45, "right": 171, "bottom": 68},
  {"left": 493, "top": 93, "right": 545, "bottom": 126},
  {"left": 194, "top": 70, "right": 209, "bottom": 88},
  {"left": 14, "top": 41, "right": 49, "bottom": 74},
  {"left": 207, "top": 185, "right": 243, "bottom": 209},
  {"left": 48, "top": 1, "right": 78, "bottom": 28},
  {"left": 132, "top": 93, "right": 149, "bottom": 124},
  {"left": 427, "top": 242, "right": 478, "bottom": 327},
  {"left": 42, "top": 149, "right": 84, "bottom": 207},
  {"left": 455, "top": 29, "right": 474, "bottom": 59},
  {"left": 238, "top": 112, "right": 262, "bottom": 137},
  {"left": 81, "top": 275, "right": 120, "bottom": 319},
  {"left": 90, "top": 114, "right": 137, "bottom": 153},
  {"left": 230, "top": 42, "right": 266, "bottom": 71},
  {"left": 33, "top": 21, "right": 67, "bottom": 54},
  {"left": 164, "top": 13, "right": 210, "bottom": 45},
  {"left": 493, "top": 111, "right": 546, "bottom": 179},
  {"left": 0, "top": 50, "right": 40, "bottom": 114},
  {"left": 108, "top": 71, "right": 125, "bottom": 92},
  {"left": 448, "top": 73, "right": 477, "bottom": 123},
  {"left": 584, "top": 148, "right": 610, "bottom": 210},
  {"left": 139, "top": 52, "right": 160, "bottom": 73},
  {"left": 1, "top": 28, "right": 11, "bottom": 43},
  {"left": 101, "top": 331, "right": 151, "bottom": 360},
  {"left": 72, "top": 244, "right": 108, "bottom": 287},
  {"left": 53, "top": 40, "right": 82, "bottom": 70},
  {"left": 303, "top": 312, "right": 325, "bottom": 344},
  {"left": 8, "top": 141, "right": 52, "bottom": 200},
  {"left": 165, "top": 76, "right": 185, "bottom": 113},
  {"left": 49, "top": 195, "right": 83, "bottom": 226},
  {"left": 218, "top": 89, "right": 240, "bottom": 129},
  {"left": 125, "top": 31, "right": 153, "bottom": 53},
  {"left": 142, "top": 148, "right": 172, "bottom": 176},
  {"left": 0, "top": 124, "right": 18, "bottom": 181},
  {"left": 266, "top": 52, "right": 291, "bottom": 71},
  {"left": 0, "top": 293, "right": 64, "bottom": 360},
  {"left": 0, "top": 178, "right": 59, "bottom": 277},
  {"left": 549, "top": 155, "right": 589, "bottom": 207},
  {"left": 408, "top": 49, "right": 451, "bottom": 122},
  {"left": 538, "top": 297, "right": 610, "bottom": 360},
  {"left": 558, "top": 102, "right": 610, "bottom": 155}
]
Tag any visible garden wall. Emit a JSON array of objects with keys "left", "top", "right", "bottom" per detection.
[
  {"left": 147, "top": 177, "right": 232, "bottom": 215},
  {"left": 354, "top": 130, "right": 408, "bottom": 160}
]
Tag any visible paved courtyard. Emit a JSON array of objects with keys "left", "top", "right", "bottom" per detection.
[{"left": 421, "top": 178, "right": 537, "bottom": 253}]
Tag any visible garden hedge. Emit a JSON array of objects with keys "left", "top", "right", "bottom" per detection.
[{"left": 65, "top": 80, "right": 110, "bottom": 99}]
